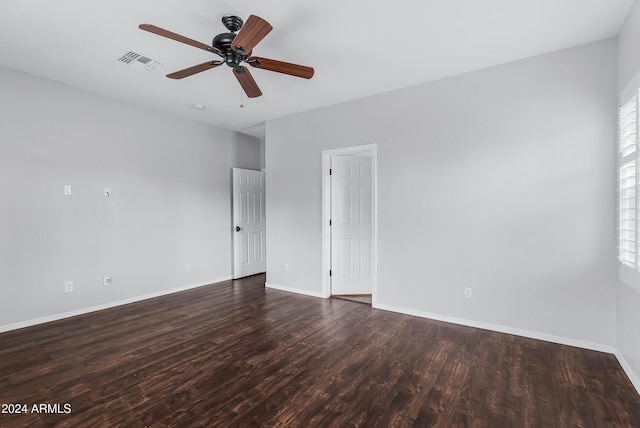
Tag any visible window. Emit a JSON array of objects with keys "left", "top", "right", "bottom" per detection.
[
  {"left": 618, "top": 83, "right": 640, "bottom": 290},
  {"left": 619, "top": 95, "right": 637, "bottom": 269}
]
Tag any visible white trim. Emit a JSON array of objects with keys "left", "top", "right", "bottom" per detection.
[
  {"left": 614, "top": 349, "right": 640, "bottom": 395},
  {"left": 0, "top": 276, "right": 231, "bottom": 334},
  {"left": 373, "top": 302, "right": 616, "bottom": 354},
  {"left": 321, "top": 144, "right": 378, "bottom": 303},
  {"left": 265, "top": 282, "right": 327, "bottom": 299}
]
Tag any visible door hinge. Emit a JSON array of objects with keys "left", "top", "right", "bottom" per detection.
[
  {"left": 329, "top": 168, "right": 332, "bottom": 175},
  {"left": 329, "top": 219, "right": 332, "bottom": 226},
  {"left": 329, "top": 269, "right": 332, "bottom": 276}
]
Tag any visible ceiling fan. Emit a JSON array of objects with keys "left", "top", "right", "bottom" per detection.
[{"left": 139, "top": 14, "right": 314, "bottom": 98}]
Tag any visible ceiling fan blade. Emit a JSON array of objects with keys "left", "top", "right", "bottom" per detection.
[
  {"left": 233, "top": 66, "right": 262, "bottom": 98},
  {"left": 139, "top": 24, "right": 221, "bottom": 54},
  {"left": 249, "top": 57, "right": 314, "bottom": 79},
  {"left": 167, "top": 61, "right": 224, "bottom": 79},
  {"left": 231, "top": 15, "right": 273, "bottom": 54}
]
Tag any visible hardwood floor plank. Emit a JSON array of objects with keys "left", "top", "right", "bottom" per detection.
[{"left": 0, "top": 273, "right": 639, "bottom": 427}]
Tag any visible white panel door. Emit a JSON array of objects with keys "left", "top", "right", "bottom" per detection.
[
  {"left": 233, "top": 168, "right": 266, "bottom": 279},
  {"left": 331, "top": 155, "right": 373, "bottom": 294}
]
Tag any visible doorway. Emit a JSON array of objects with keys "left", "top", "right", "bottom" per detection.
[
  {"left": 322, "top": 145, "right": 377, "bottom": 305},
  {"left": 232, "top": 168, "right": 266, "bottom": 279}
]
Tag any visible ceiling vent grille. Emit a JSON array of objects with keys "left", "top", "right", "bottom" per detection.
[{"left": 118, "top": 51, "right": 165, "bottom": 72}]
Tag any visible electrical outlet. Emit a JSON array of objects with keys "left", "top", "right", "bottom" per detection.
[
  {"left": 284, "top": 263, "right": 289, "bottom": 272},
  {"left": 104, "top": 187, "right": 111, "bottom": 197},
  {"left": 64, "top": 281, "right": 74, "bottom": 293},
  {"left": 464, "top": 287, "right": 472, "bottom": 299},
  {"left": 64, "top": 185, "right": 72, "bottom": 196},
  {"left": 185, "top": 263, "right": 191, "bottom": 272},
  {"left": 103, "top": 276, "right": 112, "bottom": 287}
]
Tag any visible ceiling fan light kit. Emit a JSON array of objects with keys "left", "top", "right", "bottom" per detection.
[{"left": 139, "top": 14, "right": 314, "bottom": 99}]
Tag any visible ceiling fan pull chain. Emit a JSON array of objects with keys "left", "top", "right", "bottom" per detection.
[{"left": 240, "top": 88, "right": 245, "bottom": 108}]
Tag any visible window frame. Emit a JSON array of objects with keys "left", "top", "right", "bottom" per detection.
[{"left": 619, "top": 74, "right": 640, "bottom": 293}]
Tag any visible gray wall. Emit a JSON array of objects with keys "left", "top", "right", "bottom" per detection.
[
  {"left": 616, "top": 0, "right": 640, "bottom": 390},
  {"left": 232, "top": 133, "right": 262, "bottom": 171},
  {"left": 0, "top": 67, "right": 237, "bottom": 328},
  {"left": 266, "top": 39, "right": 617, "bottom": 347},
  {"left": 618, "top": 0, "right": 640, "bottom": 90}
]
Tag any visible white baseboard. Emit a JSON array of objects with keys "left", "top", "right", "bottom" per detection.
[
  {"left": 374, "top": 302, "right": 615, "bottom": 353},
  {"left": 0, "top": 276, "right": 231, "bottom": 334},
  {"left": 614, "top": 349, "right": 640, "bottom": 395},
  {"left": 265, "top": 282, "right": 327, "bottom": 298}
]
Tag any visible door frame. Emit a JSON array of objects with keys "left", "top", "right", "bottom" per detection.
[{"left": 321, "top": 144, "right": 378, "bottom": 304}]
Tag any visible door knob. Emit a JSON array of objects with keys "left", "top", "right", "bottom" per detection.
[{"left": 235, "top": 226, "right": 241, "bottom": 232}]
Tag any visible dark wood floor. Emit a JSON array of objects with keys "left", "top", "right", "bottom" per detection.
[{"left": 1, "top": 274, "right": 639, "bottom": 427}]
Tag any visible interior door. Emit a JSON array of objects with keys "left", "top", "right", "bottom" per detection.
[
  {"left": 331, "top": 155, "right": 373, "bottom": 295},
  {"left": 233, "top": 168, "right": 266, "bottom": 279}
]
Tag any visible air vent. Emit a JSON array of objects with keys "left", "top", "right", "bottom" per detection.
[{"left": 118, "top": 51, "right": 165, "bottom": 72}]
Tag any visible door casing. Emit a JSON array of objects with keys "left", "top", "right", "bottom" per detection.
[{"left": 321, "top": 144, "right": 377, "bottom": 304}]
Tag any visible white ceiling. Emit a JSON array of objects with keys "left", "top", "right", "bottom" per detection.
[{"left": 0, "top": 1, "right": 635, "bottom": 135}]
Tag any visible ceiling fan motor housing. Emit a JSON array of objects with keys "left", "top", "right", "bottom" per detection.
[{"left": 212, "top": 32, "right": 251, "bottom": 69}]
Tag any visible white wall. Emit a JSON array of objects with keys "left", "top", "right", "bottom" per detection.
[
  {"left": 618, "top": 0, "right": 640, "bottom": 90},
  {"left": 616, "top": 0, "right": 640, "bottom": 390},
  {"left": 0, "top": 67, "right": 237, "bottom": 329},
  {"left": 232, "top": 133, "right": 262, "bottom": 171},
  {"left": 266, "top": 39, "right": 617, "bottom": 347}
]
